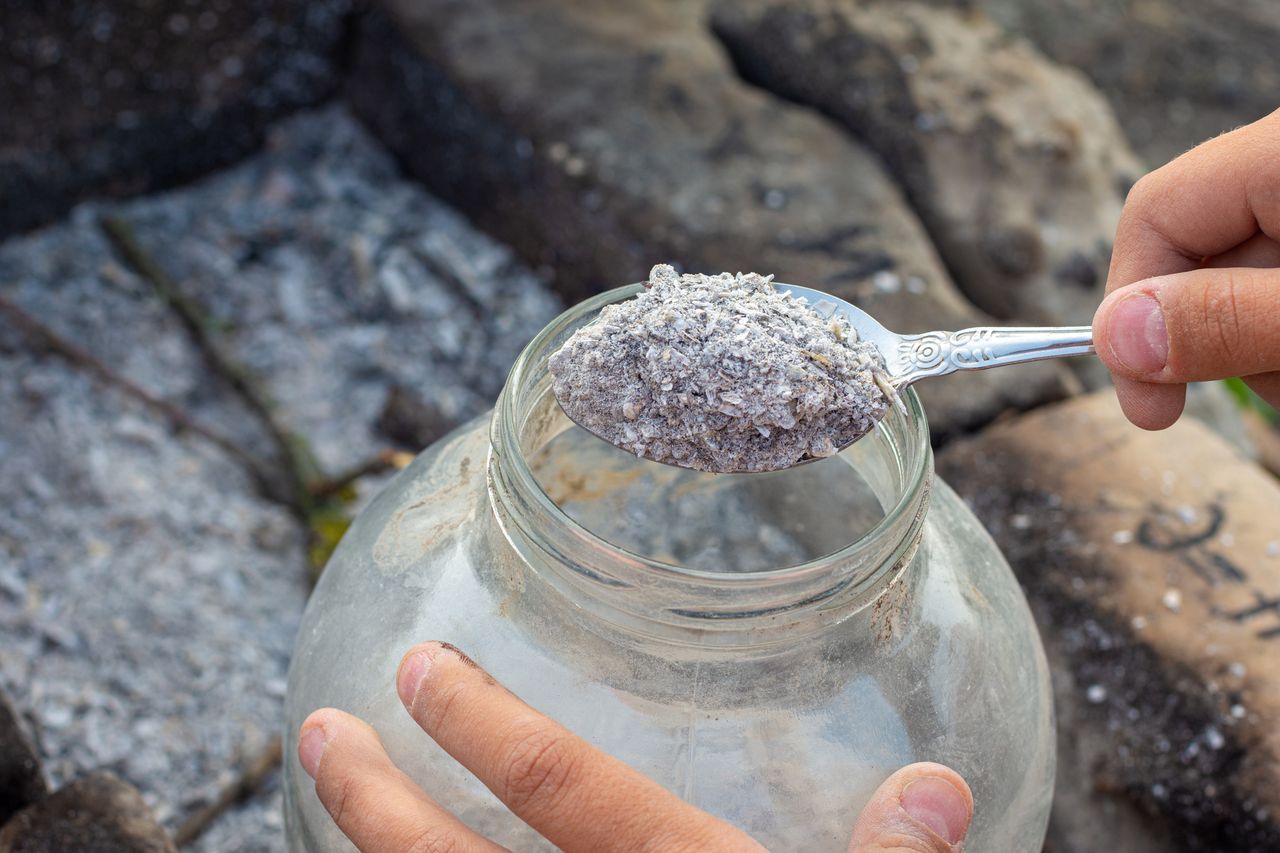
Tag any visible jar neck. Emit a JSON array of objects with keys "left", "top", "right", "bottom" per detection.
[{"left": 487, "top": 286, "right": 933, "bottom": 651}]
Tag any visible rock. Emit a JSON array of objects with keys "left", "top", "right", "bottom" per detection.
[
  {"left": 0, "top": 688, "right": 46, "bottom": 826},
  {"left": 938, "top": 391, "right": 1280, "bottom": 852},
  {"left": 0, "top": 0, "right": 352, "bottom": 238},
  {"left": 188, "top": 775, "right": 284, "bottom": 853},
  {"left": 711, "top": 0, "right": 1144, "bottom": 327},
  {"left": 345, "top": 0, "right": 1074, "bottom": 441},
  {"left": 0, "top": 106, "right": 561, "bottom": 841},
  {"left": 1242, "top": 412, "right": 1280, "bottom": 480},
  {"left": 377, "top": 384, "right": 458, "bottom": 451},
  {"left": 0, "top": 326, "right": 307, "bottom": 835},
  {"left": 0, "top": 772, "right": 174, "bottom": 853},
  {"left": 1182, "top": 382, "right": 1257, "bottom": 459},
  {"left": 954, "top": 0, "right": 1280, "bottom": 166}
]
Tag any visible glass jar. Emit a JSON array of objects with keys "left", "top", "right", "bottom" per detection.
[{"left": 283, "top": 286, "right": 1056, "bottom": 852}]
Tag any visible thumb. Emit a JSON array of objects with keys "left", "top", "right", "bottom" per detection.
[
  {"left": 847, "top": 762, "right": 973, "bottom": 853},
  {"left": 1093, "top": 267, "right": 1280, "bottom": 383}
]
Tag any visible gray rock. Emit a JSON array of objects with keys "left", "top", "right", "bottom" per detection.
[
  {"left": 0, "top": 0, "right": 352, "bottom": 238},
  {"left": 0, "top": 772, "right": 175, "bottom": 853},
  {"left": 0, "top": 687, "right": 46, "bottom": 826},
  {"left": 188, "top": 775, "right": 284, "bottom": 853},
  {"left": 110, "top": 108, "right": 562, "bottom": 473},
  {"left": 711, "top": 0, "right": 1144, "bottom": 327},
  {"left": 345, "top": 0, "right": 1074, "bottom": 441},
  {"left": 0, "top": 344, "right": 307, "bottom": 835},
  {"left": 0, "top": 105, "right": 561, "bottom": 844},
  {"left": 952, "top": 0, "right": 1280, "bottom": 166}
]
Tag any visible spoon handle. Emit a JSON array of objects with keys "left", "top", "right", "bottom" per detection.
[{"left": 894, "top": 326, "right": 1095, "bottom": 386}]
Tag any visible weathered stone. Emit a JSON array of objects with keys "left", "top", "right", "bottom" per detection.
[
  {"left": 1182, "top": 382, "right": 1258, "bottom": 459},
  {"left": 0, "top": 106, "right": 561, "bottom": 843},
  {"left": 1242, "top": 411, "right": 1280, "bottom": 481},
  {"left": 938, "top": 392, "right": 1280, "bottom": 852},
  {"left": 0, "top": 688, "right": 46, "bottom": 827},
  {"left": 377, "top": 384, "right": 458, "bottom": 451},
  {"left": 0, "top": 0, "right": 352, "bottom": 238},
  {"left": 346, "top": 0, "right": 1075, "bottom": 441},
  {"left": 711, "top": 0, "right": 1144, "bottom": 327},
  {"left": 953, "top": 0, "right": 1280, "bottom": 166},
  {"left": 0, "top": 772, "right": 174, "bottom": 853}
]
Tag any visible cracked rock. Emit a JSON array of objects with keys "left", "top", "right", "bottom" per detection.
[
  {"left": 0, "top": 687, "right": 46, "bottom": 827},
  {"left": 939, "top": 392, "right": 1280, "bottom": 852},
  {"left": 0, "top": 772, "right": 174, "bottom": 853},
  {"left": 951, "top": 0, "right": 1280, "bottom": 166},
  {"left": 712, "top": 0, "right": 1143, "bottom": 327},
  {"left": 346, "top": 0, "right": 1075, "bottom": 441},
  {"left": 0, "top": 0, "right": 353, "bottom": 238},
  {"left": 0, "top": 105, "right": 561, "bottom": 844}
]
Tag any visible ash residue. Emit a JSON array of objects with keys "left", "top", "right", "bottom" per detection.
[{"left": 549, "top": 264, "right": 891, "bottom": 473}]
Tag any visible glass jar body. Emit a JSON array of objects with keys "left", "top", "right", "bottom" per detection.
[{"left": 283, "top": 414, "right": 1055, "bottom": 851}]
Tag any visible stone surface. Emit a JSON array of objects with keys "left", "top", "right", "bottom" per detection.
[
  {"left": 188, "top": 776, "right": 284, "bottom": 853},
  {"left": 955, "top": 0, "right": 1280, "bottom": 166},
  {"left": 711, "top": 0, "right": 1143, "bottom": 327},
  {"left": 0, "top": 106, "right": 560, "bottom": 843},
  {"left": 0, "top": 323, "right": 306, "bottom": 834},
  {"left": 0, "top": 687, "right": 46, "bottom": 827},
  {"left": 1242, "top": 411, "right": 1280, "bottom": 481},
  {"left": 99, "top": 108, "right": 562, "bottom": 474},
  {"left": 939, "top": 392, "right": 1280, "bottom": 852},
  {"left": 0, "top": 0, "right": 352, "bottom": 238},
  {"left": 0, "top": 772, "right": 174, "bottom": 853},
  {"left": 347, "top": 0, "right": 1075, "bottom": 441}
]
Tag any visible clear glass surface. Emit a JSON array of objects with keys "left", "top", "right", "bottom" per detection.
[{"left": 283, "top": 288, "right": 1055, "bottom": 851}]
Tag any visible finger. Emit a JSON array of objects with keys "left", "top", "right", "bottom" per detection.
[
  {"left": 846, "top": 762, "right": 972, "bottom": 853},
  {"left": 1112, "top": 378, "right": 1188, "bottom": 431},
  {"left": 396, "top": 642, "right": 764, "bottom": 853},
  {"left": 1108, "top": 108, "right": 1280, "bottom": 295},
  {"left": 1105, "top": 230, "right": 1280, "bottom": 430},
  {"left": 1094, "top": 267, "right": 1280, "bottom": 384},
  {"left": 299, "top": 708, "right": 504, "bottom": 853},
  {"left": 1206, "top": 232, "right": 1280, "bottom": 270}
]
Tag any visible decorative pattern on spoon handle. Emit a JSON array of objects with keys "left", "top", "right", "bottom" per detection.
[{"left": 895, "top": 326, "right": 1095, "bottom": 386}]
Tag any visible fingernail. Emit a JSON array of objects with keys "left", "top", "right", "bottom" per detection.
[
  {"left": 901, "top": 776, "right": 970, "bottom": 845},
  {"left": 298, "top": 724, "right": 328, "bottom": 779},
  {"left": 396, "top": 645, "right": 438, "bottom": 709},
  {"left": 1107, "top": 293, "right": 1168, "bottom": 375}
]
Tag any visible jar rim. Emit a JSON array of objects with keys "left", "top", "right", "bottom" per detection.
[{"left": 491, "top": 282, "right": 932, "bottom": 588}]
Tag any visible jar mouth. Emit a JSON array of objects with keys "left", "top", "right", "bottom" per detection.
[{"left": 490, "top": 284, "right": 932, "bottom": 588}]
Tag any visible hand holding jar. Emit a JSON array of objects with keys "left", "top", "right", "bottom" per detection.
[{"left": 298, "top": 641, "right": 974, "bottom": 853}]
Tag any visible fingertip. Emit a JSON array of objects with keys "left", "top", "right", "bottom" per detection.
[
  {"left": 299, "top": 708, "right": 341, "bottom": 779},
  {"left": 1094, "top": 284, "right": 1170, "bottom": 379},
  {"left": 848, "top": 762, "right": 973, "bottom": 852},
  {"left": 396, "top": 642, "right": 443, "bottom": 710},
  {"left": 1114, "top": 379, "right": 1186, "bottom": 430},
  {"left": 900, "top": 771, "right": 972, "bottom": 846}
]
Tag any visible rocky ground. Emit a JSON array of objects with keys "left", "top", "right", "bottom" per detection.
[
  {"left": 1, "top": 1, "right": 1277, "bottom": 851},
  {"left": 0, "top": 107, "right": 559, "bottom": 850}
]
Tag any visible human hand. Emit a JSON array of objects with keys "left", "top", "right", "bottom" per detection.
[
  {"left": 298, "top": 641, "right": 973, "bottom": 852},
  {"left": 1093, "top": 108, "right": 1280, "bottom": 429}
]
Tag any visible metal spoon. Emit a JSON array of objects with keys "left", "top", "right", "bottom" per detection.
[
  {"left": 774, "top": 282, "right": 1094, "bottom": 393},
  {"left": 553, "top": 281, "right": 1095, "bottom": 472}
]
